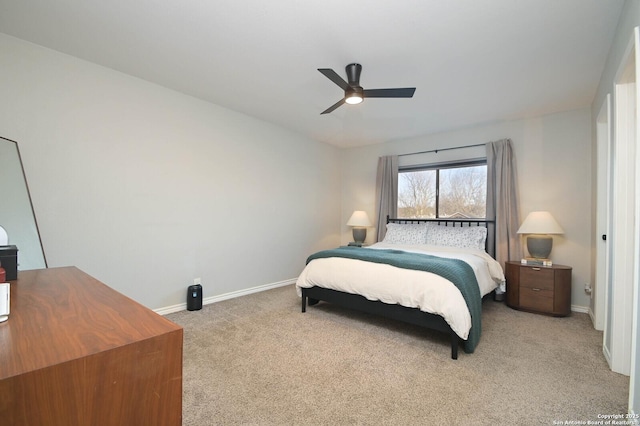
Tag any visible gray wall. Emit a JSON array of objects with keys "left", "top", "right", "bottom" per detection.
[
  {"left": 340, "top": 108, "right": 593, "bottom": 310},
  {"left": 0, "top": 33, "right": 341, "bottom": 310},
  {"left": 0, "top": 29, "right": 599, "bottom": 313}
]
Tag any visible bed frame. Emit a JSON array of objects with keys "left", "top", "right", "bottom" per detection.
[{"left": 301, "top": 216, "right": 496, "bottom": 360}]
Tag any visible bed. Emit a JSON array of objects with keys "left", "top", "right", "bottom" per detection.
[{"left": 296, "top": 217, "right": 505, "bottom": 359}]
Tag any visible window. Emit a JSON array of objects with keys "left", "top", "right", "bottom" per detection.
[{"left": 398, "top": 161, "right": 487, "bottom": 219}]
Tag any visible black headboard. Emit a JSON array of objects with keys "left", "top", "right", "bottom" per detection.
[{"left": 386, "top": 216, "right": 496, "bottom": 258}]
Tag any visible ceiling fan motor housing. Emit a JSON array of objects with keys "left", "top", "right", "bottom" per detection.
[
  {"left": 346, "top": 63, "right": 362, "bottom": 87},
  {"left": 346, "top": 86, "right": 364, "bottom": 96}
]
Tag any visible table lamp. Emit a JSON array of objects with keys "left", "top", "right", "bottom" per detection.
[
  {"left": 517, "top": 211, "right": 564, "bottom": 259},
  {"left": 347, "top": 211, "right": 372, "bottom": 245}
]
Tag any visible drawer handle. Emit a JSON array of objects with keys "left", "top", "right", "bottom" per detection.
[
  {"left": 532, "top": 288, "right": 541, "bottom": 291},
  {"left": 532, "top": 267, "right": 541, "bottom": 271}
]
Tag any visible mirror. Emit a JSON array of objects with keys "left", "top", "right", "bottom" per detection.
[{"left": 0, "top": 137, "right": 47, "bottom": 270}]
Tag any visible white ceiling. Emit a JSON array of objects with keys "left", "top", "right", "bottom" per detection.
[{"left": 0, "top": 0, "right": 625, "bottom": 148}]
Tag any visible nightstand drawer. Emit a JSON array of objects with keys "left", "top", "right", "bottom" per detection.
[
  {"left": 520, "top": 267, "right": 554, "bottom": 290},
  {"left": 520, "top": 287, "right": 554, "bottom": 312}
]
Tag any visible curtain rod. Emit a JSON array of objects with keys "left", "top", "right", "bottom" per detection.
[{"left": 398, "top": 142, "right": 486, "bottom": 157}]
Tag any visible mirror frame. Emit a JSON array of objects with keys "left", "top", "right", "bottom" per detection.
[{"left": 1, "top": 136, "right": 48, "bottom": 269}]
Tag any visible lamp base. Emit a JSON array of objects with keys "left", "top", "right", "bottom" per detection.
[
  {"left": 526, "top": 235, "right": 553, "bottom": 259},
  {"left": 352, "top": 228, "right": 367, "bottom": 244}
]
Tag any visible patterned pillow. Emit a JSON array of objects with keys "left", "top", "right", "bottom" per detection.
[
  {"left": 382, "top": 223, "right": 429, "bottom": 245},
  {"left": 425, "top": 225, "right": 487, "bottom": 250}
]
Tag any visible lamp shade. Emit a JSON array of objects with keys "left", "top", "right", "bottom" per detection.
[
  {"left": 347, "top": 211, "right": 372, "bottom": 227},
  {"left": 517, "top": 211, "right": 564, "bottom": 235},
  {"left": 517, "top": 211, "right": 563, "bottom": 259}
]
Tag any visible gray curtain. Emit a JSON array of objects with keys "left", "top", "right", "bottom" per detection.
[
  {"left": 486, "top": 139, "right": 522, "bottom": 269},
  {"left": 375, "top": 155, "right": 398, "bottom": 241}
]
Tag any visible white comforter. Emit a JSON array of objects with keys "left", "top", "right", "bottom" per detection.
[{"left": 295, "top": 243, "right": 505, "bottom": 340}]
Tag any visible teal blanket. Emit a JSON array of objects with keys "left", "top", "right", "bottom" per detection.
[{"left": 306, "top": 246, "right": 482, "bottom": 353}]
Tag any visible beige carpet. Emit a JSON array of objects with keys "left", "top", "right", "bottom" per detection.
[{"left": 166, "top": 285, "right": 629, "bottom": 425}]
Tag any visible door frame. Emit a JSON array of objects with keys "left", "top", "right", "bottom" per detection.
[{"left": 594, "top": 93, "right": 611, "bottom": 331}]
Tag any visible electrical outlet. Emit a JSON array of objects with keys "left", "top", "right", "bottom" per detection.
[
  {"left": 584, "top": 282, "right": 592, "bottom": 296},
  {"left": 194, "top": 277, "right": 201, "bottom": 285}
]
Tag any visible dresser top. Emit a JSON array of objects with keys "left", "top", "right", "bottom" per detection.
[{"left": 0, "top": 266, "right": 182, "bottom": 380}]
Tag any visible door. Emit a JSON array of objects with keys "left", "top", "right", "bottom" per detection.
[{"left": 604, "top": 27, "right": 638, "bottom": 377}]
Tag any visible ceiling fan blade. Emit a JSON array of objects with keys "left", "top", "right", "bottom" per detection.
[
  {"left": 320, "top": 98, "right": 346, "bottom": 115},
  {"left": 363, "top": 88, "right": 416, "bottom": 98},
  {"left": 318, "top": 68, "right": 350, "bottom": 91}
]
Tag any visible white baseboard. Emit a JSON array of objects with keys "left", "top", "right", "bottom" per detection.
[
  {"left": 603, "top": 343, "right": 612, "bottom": 369},
  {"left": 154, "top": 285, "right": 592, "bottom": 317},
  {"left": 588, "top": 307, "right": 596, "bottom": 326},
  {"left": 571, "top": 304, "right": 589, "bottom": 314},
  {"left": 154, "top": 278, "right": 297, "bottom": 315}
]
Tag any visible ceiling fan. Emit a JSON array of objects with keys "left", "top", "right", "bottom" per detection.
[{"left": 317, "top": 63, "right": 416, "bottom": 115}]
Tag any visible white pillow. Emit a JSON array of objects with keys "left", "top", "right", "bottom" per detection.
[
  {"left": 382, "top": 223, "right": 428, "bottom": 245},
  {"left": 425, "top": 225, "right": 487, "bottom": 250}
]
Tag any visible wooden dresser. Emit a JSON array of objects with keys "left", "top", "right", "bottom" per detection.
[
  {"left": 505, "top": 261, "right": 572, "bottom": 316},
  {"left": 0, "top": 267, "right": 183, "bottom": 425}
]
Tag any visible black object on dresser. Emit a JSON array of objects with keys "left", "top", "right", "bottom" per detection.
[{"left": 0, "top": 245, "right": 18, "bottom": 280}]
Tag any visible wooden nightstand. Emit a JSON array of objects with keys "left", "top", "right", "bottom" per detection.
[{"left": 505, "top": 261, "right": 572, "bottom": 316}]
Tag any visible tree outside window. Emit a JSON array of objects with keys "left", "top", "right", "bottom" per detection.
[{"left": 398, "top": 163, "right": 487, "bottom": 219}]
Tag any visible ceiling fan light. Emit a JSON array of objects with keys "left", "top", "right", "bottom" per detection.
[{"left": 345, "top": 93, "right": 363, "bottom": 105}]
